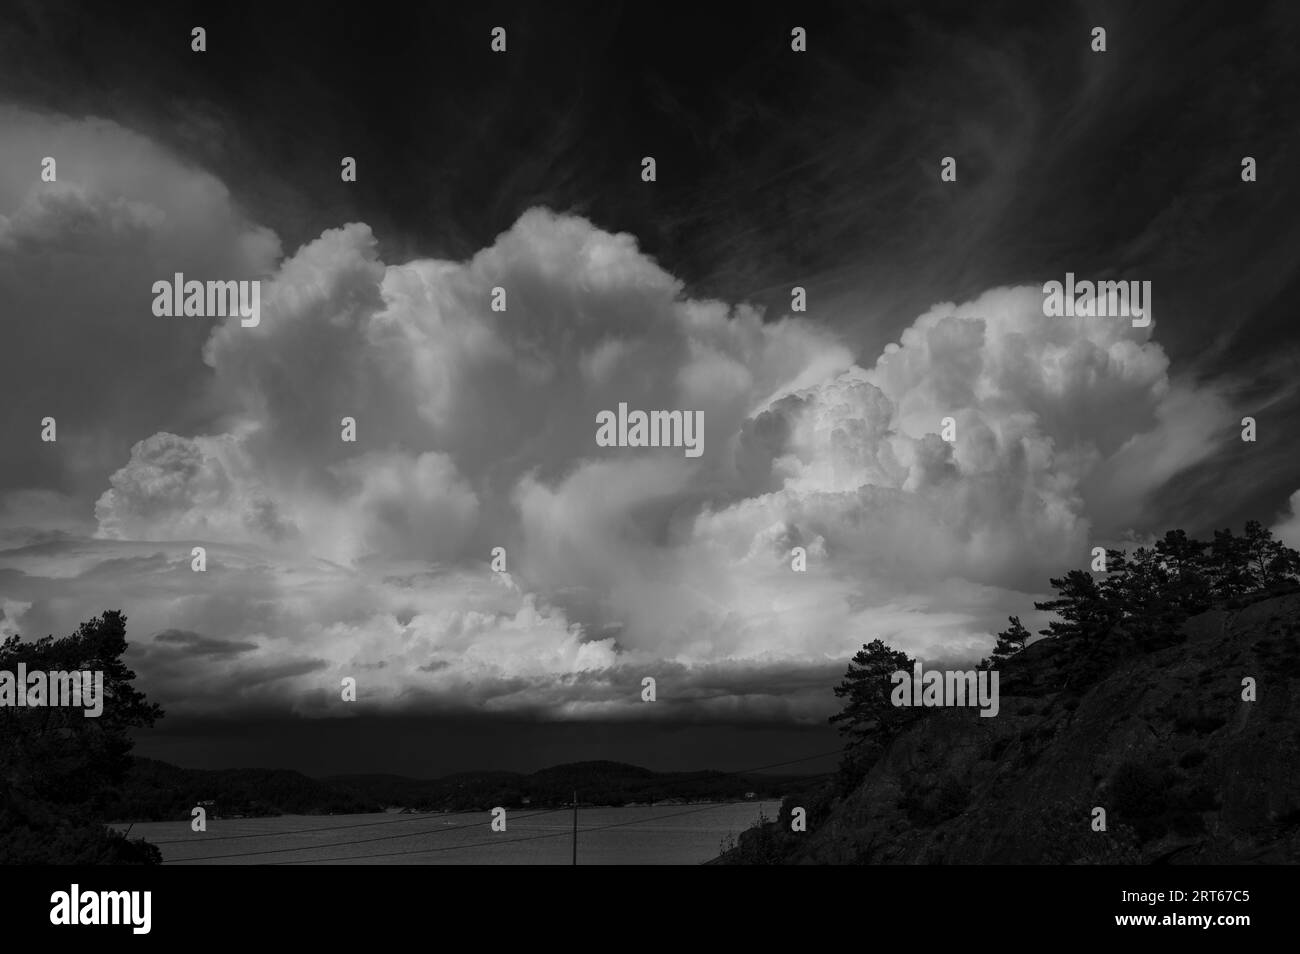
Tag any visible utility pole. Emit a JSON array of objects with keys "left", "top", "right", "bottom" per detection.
[{"left": 572, "top": 790, "right": 578, "bottom": 865}]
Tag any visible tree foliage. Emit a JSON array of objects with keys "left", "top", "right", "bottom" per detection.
[
  {"left": 1015, "top": 522, "right": 1300, "bottom": 687},
  {"left": 979, "top": 616, "right": 1032, "bottom": 670},
  {"left": 0, "top": 611, "right": 164, "bottom": 863},
  {"left": 828, "top": 639, "right": 919, "bottom": 790},
  {"left": 829, "top": 639, "right": 917, "bottom": 744}
]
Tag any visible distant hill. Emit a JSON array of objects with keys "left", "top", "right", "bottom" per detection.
[
  {"left": 107, "top": 757, "right": 806, "bottom": 822},
  {"left": 104, "top": 758, "right": 381, "bottom": 821},
  {"left": 720, "top": 587, "right": 1300, "bottom": 864},
  {"left": 326, "top": 760, "right": 803, "bottom": 812}
]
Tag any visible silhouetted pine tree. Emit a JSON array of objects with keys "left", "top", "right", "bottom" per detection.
[
  {"left": 1209, "top": 528, "right": 1252, "bottom": 598},
  {"left": 829, "top": 639, "right": 917, "bottom": 792},
  {"left": 1028, "top": 523, "right": 1299, "bottom": 688},
  {"left": 979, "top": 616, "right": 1031, "bottom": 670},
  {"left": 1, "top": 611, "right": 164, "bottom": 863},
  {"left": 1241, "top": 520, "right": 1300, "bottom": 589}
]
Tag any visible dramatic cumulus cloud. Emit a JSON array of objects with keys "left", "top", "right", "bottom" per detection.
[
  {"left": 0, "top": 105, "right": 280, "bottom": 501},
  {"left": 0, "top": 110, "right": 1243, "bottom": 722},
  {"left": 1273, "top": 489, "right": 1300, "bottom": 550}
]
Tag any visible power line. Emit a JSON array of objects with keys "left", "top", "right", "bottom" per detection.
[
  {"left": 265, "top": 797, "right": 794, "bottom": 866},
  {"left": 151, "top": 807, "right": 511, "bottom": 846},
  {"left": 236, "top": 779, "right": 832, "bottom": 868},
  {"left": 162, "top": 805, "right": 573, "bottom": 863},
  {"left": 155, "top": 745, "right": 844, "bottom": 857},
  {"left": 167, "top": 751, "right": 843, "bottom": 865},
  {"left": 264, "top": 827, "right": 581, "bottom": 865}
]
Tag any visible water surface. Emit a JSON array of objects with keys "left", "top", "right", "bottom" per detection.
[{"left": 114, "top": 801, "right": 773, "bottom": 865}]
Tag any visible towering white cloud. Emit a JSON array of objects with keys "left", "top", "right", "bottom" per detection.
[{"left": 0, "top": 111, "right": 1241, "bottom": 719}]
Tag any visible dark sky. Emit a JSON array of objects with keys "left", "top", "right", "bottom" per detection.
[
  {"left": 5, "top": 0, "right": 1299, "bottom": 527},
  {"left": 2, "top": 0, "right": 1299, "bottom": 776}
]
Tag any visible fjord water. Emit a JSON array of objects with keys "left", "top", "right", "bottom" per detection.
[{"left": 116, "top": 801, "right": 773, "bottom": 865}]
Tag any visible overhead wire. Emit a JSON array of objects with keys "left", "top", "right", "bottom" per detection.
[{"left": 161, "top": 747, "right": 844, "bottom": 864}]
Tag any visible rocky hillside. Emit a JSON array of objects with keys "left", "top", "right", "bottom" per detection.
[{"left": 730, "top": 589, "right": 1300, "bottom": 864}]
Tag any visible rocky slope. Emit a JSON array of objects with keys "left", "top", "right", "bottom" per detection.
[{"left": 738, "top": 590, "right": 1300, "bottom": 864}]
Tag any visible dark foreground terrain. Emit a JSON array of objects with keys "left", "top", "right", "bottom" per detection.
[{"left": 723, "top": 589, "right": 1300, "bottom": 864}]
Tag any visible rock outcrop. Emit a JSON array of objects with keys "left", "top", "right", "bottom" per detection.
[{"left": 734, "top": 591, "right": 1300, "bottom": 864}]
